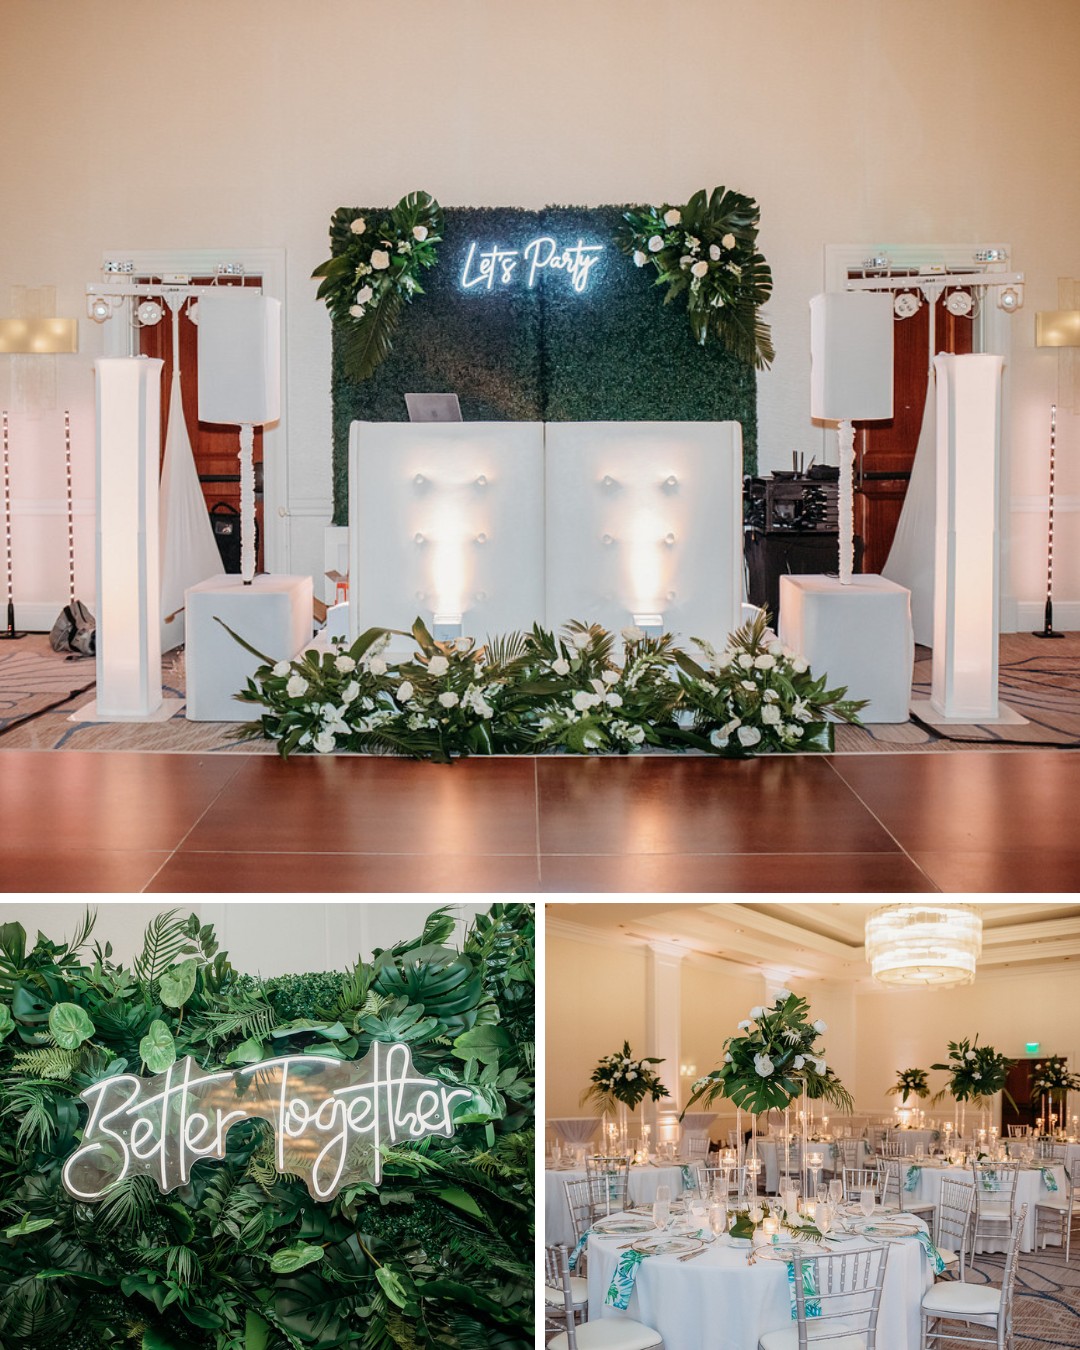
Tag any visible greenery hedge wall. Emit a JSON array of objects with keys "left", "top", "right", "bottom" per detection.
[
  {"left": 329, "top": 205, "right": 758, "bottom": 525},
  {"left": 0, "top": 905, "right": 534, "bottom": 1350}
]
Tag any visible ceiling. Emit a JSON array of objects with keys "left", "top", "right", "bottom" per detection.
[{"left": 546, "top": 900, "right": 1080, "bottom": 987}]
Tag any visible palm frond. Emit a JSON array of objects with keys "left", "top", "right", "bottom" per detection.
[{"left": 132, "top": 909, "right": 195, "bottom": 985}]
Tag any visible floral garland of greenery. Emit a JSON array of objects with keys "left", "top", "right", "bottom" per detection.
[
  {"left": 0, "top": 904, "right": 533, "bottom": 1350},
  {"left": 887, "top": 1067, "right": 930, "bottom": 1102},
  {"left": 683, "top": 991, "right": 854, "bottom": 1115},
  {"left": 312, "top": 191, "right": 442, "bottom": 381},
  {"left": 931, "top": 1036, "right": 1016, "bottom": 1104},
  {"left": 223, "top": 611, "right": 863, "bottom": 763},
  {"left": 1030, "top": 1055, "right": 1080, "bottom": 1100},
  {"left": 582, "top": 1041, "right": 669, "bottom": 1113},
  {"left": 617, "top": 186, "right": 775, "bottom": 370}
]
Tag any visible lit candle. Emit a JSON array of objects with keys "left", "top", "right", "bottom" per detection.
[
  {"left": 762, "top": 1216, "right": 779, "bottom": 1237},
  {"left": 803, "top": 1200, "right": 817, "bottom": 1221}
]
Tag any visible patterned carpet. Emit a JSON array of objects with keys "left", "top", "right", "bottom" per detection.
[
  {"left": 967, "top": 1246, "right": 1080, "bottom": 1350},
  {"left": 1, "top": 632, "right": 1079, "bottom": 756}
]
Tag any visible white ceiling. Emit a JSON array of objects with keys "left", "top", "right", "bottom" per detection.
[{"left": 546, "top": 900, "right": 1080, "bottom": 987}]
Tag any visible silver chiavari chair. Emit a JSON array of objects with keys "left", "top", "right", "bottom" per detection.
[
  {"left": 921, "top": 1205, "right": 1027, "bottom": 1350},
  {"left": 757, "top": 1246, "right": 890, "bottom": 1350}
]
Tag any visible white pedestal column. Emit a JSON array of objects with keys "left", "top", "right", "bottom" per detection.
[{"left": 645, "top": 942, "right": 684, "bottom": 1137}]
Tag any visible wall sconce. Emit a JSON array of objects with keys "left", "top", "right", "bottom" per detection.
[
  {"left": 433, "top": 612, "right": 462, "bottom": 642},
  {"left": 602, "top": 533, "right": 615, "bottom": 546},
  {"left": 664, "top": 532, "right": 676, "bottom": 547},
  {"left": 664, "top": 474, "right": 678, "bottom": 488},
  {"left": 679, "top": 1062, "right": 698, "bottom": 1078},
  {"left": 414, "top": 473, "right": 427, "bottom": 486},
  {"left": 475, "top": 473, "right": 487, "bottom": 487},
  {"left": 602, "top": 475, "right": 617, "bottom": 488},
  {"left": 0, "top": 317, "right": 79, "bottom": 354},
  {"left": 474, "top": 532, "right": 487, "bottom": 545}
]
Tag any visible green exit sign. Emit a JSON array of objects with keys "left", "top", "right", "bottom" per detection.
[{"left": 1025, "top": 1042, "right": 1041, "bottom": 1054}]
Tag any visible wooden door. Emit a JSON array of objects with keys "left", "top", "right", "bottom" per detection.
[
  {"left": 852, "top": 283, "right": 972, "bottom": 575},
  {"left": 138, "top": 277, "right": 264, "bottom": 573}
]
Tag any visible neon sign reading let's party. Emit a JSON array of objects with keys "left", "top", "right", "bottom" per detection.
[
  {"left": 460, "top": 236, "right": 604, "bottom": 293},
  {"left": 62, "top": 1044, "right": 471, "bottom": 1202}
]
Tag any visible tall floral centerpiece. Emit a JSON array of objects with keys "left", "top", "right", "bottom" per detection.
[
  {"left": 887, "top": 1067, "right": 930, "bottom": 1124},
  {"left": 931, "top": 1037, "right": 1016, "bottom": 1138},
  {"left": 583, "top": 1041, "right": 670, "bottom": 1152},
  {"left": 683, "top": 991, "right": 852, "bottom": 1195},
  {"left": 1030, "top": 1056, "right": 1080, "bottom": 1136}
]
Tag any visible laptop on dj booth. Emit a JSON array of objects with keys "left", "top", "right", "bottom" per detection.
[{"left": 405, "top": 393, "right": 462, "bottom": 423}]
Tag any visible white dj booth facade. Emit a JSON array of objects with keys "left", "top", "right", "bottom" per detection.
[{"left": 347, "top": 420, "right": 745, "bottom": 650}]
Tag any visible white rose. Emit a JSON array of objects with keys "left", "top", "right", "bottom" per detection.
[
  {"left": 679, "top": 255, "right": 693, "bottom": 270},
  {"left": 633, "top": 250, "right": 647, "bottom": 267},
  {"left": 572, "top": 690, "right": 595, "bottom": 712},
  {"left": 663, "top": 208, "right": 682, "bottom": 227},
  {"left": 763, "top": 689, "right": 779, "bottom": 702},
  {"left": 754, "top": 653, "right": 776, "bottom": 670},
  {"left": 605, "top": 692, "right": 623, "bottom": 708},
  {"left": 370, "top": 249, "right": 391, "bottom": 270},
  {"left": 350, "top": 217, "right": 366, "bottom": 235},
  {"left": 349, "top": 305, "right": 365, "bottom": 318},
  {"left": 272, "top": 661, "right": 291, "bottom": 677},
  {"left": 356, "top": 285, "right": 374, "bottom": 305},
  {"left": 396, "top": 681, "right": 414, "bottom": 701},
  {"left": 368, "top": 657, "right": 387, "bottom": 676},
  {"left": 334, "top": 655, "right": 356, "bottom": 674},
  {"left": 438, "top": 691, "right": 459, "bottom": 708},
  {"left": 571, "top": 630, "right": 592, "bottom": 650},
  {"left": 286, "top": 674, "right": 308, "bottom": 698},
  {"left": 722, "top": 232, "right": 736, "bottom": 249},
  {"left": 777, "top": 988, "right": 792, "bottom": 1001},
  {"left": 737, "top": 726, "right": 762, "bottom": 747},
  {"left": 647, "top": 235, "right": 664, "bottom": 253},
  {"left": 691, "top": 260, "right": 709, "bottom": 279},
  {"left": 965, "top": 1051, "right": 977, "bottom": 1061},
  {"left": 738, "top": 1020, "right": 751, "bottom": 1031},
  {"left": 814, "top": 1057, "right": 827, "bottom": 1074},
  {"left": 428, "top": 655, "right": 449, "bottom": 676},
  {"left": 786, "top": 725, "right": 805, "bottom": 739},
  {"left": 761, "top": 704, "right": 781, "bottom": 725},
  {"left": 738, "top": 653, "right": 754, "bottom": 669},
  {"left": 551, "top": 657, "right": 570, "bottom": 677},
  {"left": 709, "top": 244, "right": 721, "bottom": 261},
  {"left": 794, "top": 1055, "right": 805, "bottom": 1069},
  {"left": 622, "top": 625, "right": 644, "bottom": 642},
  {"left": 602, "top": 669, "right": 620, "bottom": 685},
  {"left": 313, "top": 731, "right": 336, "bottom": 754},
  {"left": 792, "top": 657, "right": 809, "bottom": 673},
  {"left": 750, "top": 1006, "right": 764, "bottom": 1019},
  {"left": 813, "top": 1019, "right": 828, "bottom": 1034},
  {"left": 754, "top": 1053, "right": 774, "bottom": 1078},
  {"left": 412, "top": 225, "right": 428, "bottom": 241}
]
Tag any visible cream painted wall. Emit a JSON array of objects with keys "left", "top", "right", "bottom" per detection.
[
  {"left": 4, "top": 0, "right": 1080, "bottom": 625},
  {"left": 680, "top": 962, "right": 765, "bottom": 1085},
  {"left": 856, "top": 969, "right": 1080, "bottom": 1119},
  {"left": 0, "top": 900, "right": 488, "bottom": 976},
  {"left": 546, "top": 934, "right": 647, "bottom": 1118}
]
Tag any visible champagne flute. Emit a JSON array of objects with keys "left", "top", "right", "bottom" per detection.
[
  {"left": 817, "top": 1202, "right": 834, "bottom": 1240},
  {"left": 860, "top": 1187, "right": 876, "bottom": 1219},
  {"left": 652, "top": 1183, "right": 671, "bottom": 1229},
  {"left": 709, "top": 1201, "right": 728, "bottom": 1239},
  {"left": 828, "top": 1179, "right": 843, "bottom": 1206}
]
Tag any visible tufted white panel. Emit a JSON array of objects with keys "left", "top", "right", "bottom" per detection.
[
  {"left": 543, "top": 421, "right": 743, "bottom": 649},
  {"left": 348, "top": 421, "right": 545, "bottom": 643}
]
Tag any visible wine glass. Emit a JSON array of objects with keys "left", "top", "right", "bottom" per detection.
[
  {"left": 828, "top": 1179, "right": 843, "bottom": 1206},
  {"left": 816, "top": 1203, "right": 834, "bottom": 1239},
  {"left": 709, "top": 1201, "right": 728, "bottom": 1239},
  {"left": 652, "top": 1183, "right": 671, "bottom": 1229},
  {"left": 859, "top": 1187, "right": 876, "bottom": 1219}
]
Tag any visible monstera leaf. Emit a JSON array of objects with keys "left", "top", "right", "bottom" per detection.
[{"left": 372, "top": 943, "right": 484, "bottom": 1037}]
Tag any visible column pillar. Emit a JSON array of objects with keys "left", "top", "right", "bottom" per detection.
[{"left": 646, "top": 941, "right": 685, "bottom": 1138}]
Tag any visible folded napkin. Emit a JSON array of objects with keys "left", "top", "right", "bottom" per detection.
[
  {"left": 681, "top": 1165, "right": 698, "bottom": 1192},
  {"left": 605, "top": 1249, "right": 648, "bottom": 1310},
  {"left": 1041, "top": 1168, "right": 1059, "bottom": 1192},
  {"left": 864, "top": 1226, "right": 946, "bottom": 1275},
  {"left": 568, "top": 1229, "right": 590, "bottom": 1272},
  {"left": 904, "top": 1166, "right": 920, "bottom": 1192},
  {"left": 784, "top": 1258, "right": 822, "bottom": 1320}
]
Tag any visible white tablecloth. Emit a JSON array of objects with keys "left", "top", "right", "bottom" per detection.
[
  {"left": 1006, "top": 1140, "right": 1080, "bottom": 1172},
  {"left": 548, "top": 1117, "right": 603, "bottom": 1145},
  {"left": 586, "top": 1217, "right": 933, "bottom": 1350},
  {"left": 546, "top": 1164, "right": 694, "bottom": 1247},
  {"left": 882, "top": 1130, "right": 939, "bottom": 1155},
  {"left": 905, "top": 1162, "right": 1065, "bottom": 1251},
  {"left": 757, "top": 1140, "right": 870, "bottom": 1192}
]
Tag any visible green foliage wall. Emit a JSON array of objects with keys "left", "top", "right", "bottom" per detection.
[
  {"left": 330, "top": 205, "right": 758, "bottom": 525},
  {"left": 0, "top": 905, "right": 534, "bottom": 1350}
]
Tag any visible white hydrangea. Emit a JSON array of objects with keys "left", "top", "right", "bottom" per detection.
[
  {"left": 761, "top": 704, "right": 781, "bottom": 725},
  {"left": 286, "top": 674, "right": 308, "bottom": 698},
  {"left": 437, "top": 690, "right": 460, "bottom": 708},
  {"left": 754, "top": 653, "right": 776, "bottom": 670},
  {"left": 428, "top": 655, "right": 449, "bottom": 677},
  {"left": 647, "top": 235, "right": 664, "bottom": 253},
  {"left": 313, "top": 730, "right": 336, "bottom": 754},
  {"left": 777, "top": 987, "right": 792, "bottom": 1001},
  {"left": 397, "top": 680, "right": 414, "bottom": 702},
  {"left": 334, "top": 654, "right": 356, "bottom": 674},
  {"left": 272, "top": 661, "right": 291, "bottom": 677},
  {"left": 602, "top": 669, "right": 621, "bottom": 685},
  {"left": 633, "top": 250, "right": 647, "bottom": 267}
]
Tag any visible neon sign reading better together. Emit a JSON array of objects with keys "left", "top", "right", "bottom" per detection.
[
  {"left": 62, "top": 1043, "right": 472, "bottom": 1202},
  {"left": 460, "top": 237, "right": 604, "bottom": 293}
]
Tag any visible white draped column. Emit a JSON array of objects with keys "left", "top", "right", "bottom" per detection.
[{"left": 646, "top": 941, "right": 685, "bottom": 1138}]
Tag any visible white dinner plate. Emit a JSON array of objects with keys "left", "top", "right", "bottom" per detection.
[
  {"left": 861, "top": 1221, "right": 921, "bottom": 1237},
  {"left": 632, "top": 1234, "right": 704, "bottom": 1257},
  {"left": 593, "top": 1214, "right": 656, "bottom": 1235},
  {"left": 756, "top": 1242, "right": 816, "bottom": 1262}
]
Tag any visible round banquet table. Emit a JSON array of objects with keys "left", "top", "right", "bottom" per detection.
[
  {"left": 546, "top": 1163, "right": 694, "bottom": 1248},
  {"left": 757, "top": 1140, "right": 870, "bottom": 1192},
  {"left": 548, "top": 1117, "right": 603, "bottom": 1146},
  {"left": 883, "top": 1129, "right": 939, "bottom": 1155},
  {"left": 1006, "top": 1140, "right": 1080, "bottom": 1171},
  {"left": 586, "top": 1214, "right": 934, "bottom": 1350},
  {"left": 904, "top": 1160, "right": 1065, "bottom": 1251}
]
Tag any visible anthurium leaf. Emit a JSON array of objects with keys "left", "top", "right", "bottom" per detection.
[
  {"left": 452, "top": 1025, "right": 511, "bottom": 1064},
  {"left": 375, "top": 1266, "right": 410, "bottom": 1309},
  {"left": 0, "top": 1004, "right": 14, "bottom": 1042},
  {"left": 270, "top": 1242, "right": 325, "bottom": 1274},
  {"left": 139, "top": 1019, "right": 176, "bottom": 1073},
  {"left": 159, "top": 958, "right": 198, "bottom": 1009},
  {"left": 48, "top": 1001, "right": 95, "bottom": 1049}
]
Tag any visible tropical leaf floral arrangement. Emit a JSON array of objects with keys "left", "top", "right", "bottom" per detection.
[
  {"left": 224, "top": 610, "right": 863, "bottom": 763},
  {"left": 887, "top": 1067, "right": 931, "bottom": 1102},
  {"left": 312, "top": 191, "right": 442, "bottom": 381},
  {"left": 931, "top": 1036, "right": 1016, "bottom": 1104},
  {"left": 0, "top": 903, "right": 534, "bottom": 1350},
  {"left": 1030, "top": 1055, "right": 1080, "bottom": 1099},
  {"left": 683, "top": 990, "right": 854, "bottom": 1115},
  {"left": 582, "top": 1042, "right": 669, "bottom": 1113},
  {"left": 617, "top": 186, "right": 775, "bottom": 370}
]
